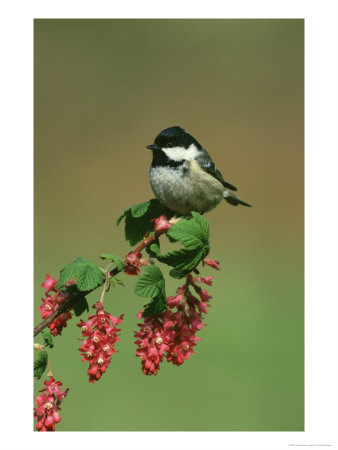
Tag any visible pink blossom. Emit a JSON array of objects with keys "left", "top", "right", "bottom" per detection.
[
  {"left": 151, "top": 215, "right": 172, "bottom": 232},
  {"left": 167, "top": 294, "right": 183, "bottom": 309},
  {"left": 41, "top": 274, "right": 57, "bottom": 294},
  {"left": 43, "top": 377, "right": 63, "bottom": 397},
  {"left": 77, "top": 308, "right": 123, "bottom": 383},
  {"left": 202, "top": 258, "right": 220, "bottom": 270},
  {"left": 124, "top": 251, "right": 142, "bottom": 275},
  {"left": 134, "top": 273, "right": 213, "bottom": 375},
  {"left": 196, "top": 276, "right": 213, "bottom": 286},
  {"left": 34, "top": 376, "right": 69, "bottom": 432},
  {"left": 134, "top": 313, "right": 173, "bottom": 375},
  {"left": 38, "top": 276, "right": 73, "bottom": 336}
]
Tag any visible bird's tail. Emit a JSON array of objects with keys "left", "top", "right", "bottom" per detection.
[{"left": 224, "top": 190, "right": 252, "bottom": 207}]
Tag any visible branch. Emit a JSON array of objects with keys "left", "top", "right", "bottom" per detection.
[{"left": 34, "top": 226, "right": 170, "bottom": 337}]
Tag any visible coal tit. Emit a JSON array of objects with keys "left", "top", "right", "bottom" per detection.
[{"left": 146, "top": 126, "right": 251, "bottom": 216}]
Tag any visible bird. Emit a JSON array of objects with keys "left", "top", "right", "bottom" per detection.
[{"left": 146, "top": 126, "right": 251, "bottom": 216}]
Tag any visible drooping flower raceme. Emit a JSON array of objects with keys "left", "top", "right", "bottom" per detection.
[
  {"left": 38, "top": 274, "right": 74, "bottom": 336},
  {"left": 133, "top": 310, "right": 175, "bottom": 375},
  {"left": 134, "top": 274, "right": 213, "bottom": 375},
  {"left": 34, "top": 376, "right": 69, "bottom": 431},
  {"left": 77, "top": 305, "right": 124, "bottom": 383}
]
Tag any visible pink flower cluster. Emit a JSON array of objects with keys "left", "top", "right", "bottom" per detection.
[
  {"left": 134, "top": 274, "right": 213, "bottom": 375},
  {"left": 34, "top": 376, "right": 69, "bottom": 431},
  {"left": 38, "top": 274, "right": 73, "bottom": 336},
  {"left": 77, "top": 304, "right": 124, "bottom": 383}
]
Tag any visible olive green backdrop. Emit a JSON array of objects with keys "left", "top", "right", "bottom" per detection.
[{"left": 34, "top": 19, "right": 304, "bottom": 431}]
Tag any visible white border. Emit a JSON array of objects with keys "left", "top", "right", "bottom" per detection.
[{"left": 1, "top": 1, "right": 337, "bottom": 449}]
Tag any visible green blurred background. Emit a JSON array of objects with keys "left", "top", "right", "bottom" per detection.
[{"left": 34, "top": 19, "right": 304, "bottom": 431}]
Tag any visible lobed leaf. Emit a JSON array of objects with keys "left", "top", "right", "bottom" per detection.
[
  {"left": 142, "top": 294, "right": 168, "bottom": 317},
  {"left": 41, "top": 329, "right": 54, "bottom": 349},
  {"left": 134, "top": 265, "right": 168, "bottom": 317},
  {"left": 157, "top": 246, "right": 209, "bottom": 274},
  {"left": 167, "top": 211, "right": 210, "bottom": 250},
  {"left": 134, "top": 265, "right": 165, "bottom": 298},
  {"left": 116, "top": 200, "right": 150, "bottom": 225},
  {"left": 57, "top": 257, "right": 104, "bottom": 292},
  {"left": 34, "top": 351, "right": 48, "bottom": 379},
  {"left": 130, "top": 201, "right": 151, "bottom": 218},
  {"left": 157, "top": 212, "right": 210, "bottom": 278}
]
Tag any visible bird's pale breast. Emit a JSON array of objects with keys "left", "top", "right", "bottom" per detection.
[{"left": 150, "top": 160, "right": 224, "bottom": 215}]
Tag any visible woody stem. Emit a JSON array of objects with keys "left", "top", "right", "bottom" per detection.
[{"left": 33, "top": 220, "right": 173, "bottom": 337}]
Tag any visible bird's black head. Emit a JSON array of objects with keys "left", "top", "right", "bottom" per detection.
[{"left": 146, "top": 126, "right": 202, "bottom": 151}]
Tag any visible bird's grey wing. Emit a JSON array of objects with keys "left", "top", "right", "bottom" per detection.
[{"left": 196, "top": 148, "right": 237, "bottom": 191}]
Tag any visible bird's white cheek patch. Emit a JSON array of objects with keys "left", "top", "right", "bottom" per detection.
[{"left": 162, "top": 143, "right": 200, "bottom": 161}]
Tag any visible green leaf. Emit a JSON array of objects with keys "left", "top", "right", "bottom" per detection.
[
  {"left": 99, "top": 253, "right": 124, "bottom": 271},
  {"left": 167, "top": 212, "right": 210, "bottom": 250},
  {"left": 72, "top": 295, "right": 89, "bottom": 316},
  {"left": 156, "top": 212, "right": 210, "bottom": 277},
  {"left": 117, "top": 199, "right": 174, "bottom": 246},
  {"left": 74, "top": 265, "right": 104, "bottom": 291},
  {"left": 57, "top": 257, "right": 91, "bottom": 289},
  {"left": 34, "top": 351, "right": 48, "bottom": 379},
  {"left": 157, "top": 246, "right": 209, "bottom": 272},
  {"left": 57, "top": 257, "right": 104, "bottom": 292},
  {"left": 191, "top": 211, "right": 210, "bottom": 241},
  {"left": 116, "top": 200, "right": 150, "bottom": 225},
  {"left": 124, "top": 214, "right": 149, "bottom": 246},
  {"left": 157, "top": 247, "right": 197, "bottom": 267},
  {"left": 69, "top": 256, "right": 90, "bottom": 264},
  {"left": 134, "top": 265, "right": 165, "bottom": 298},
  {"left": 169, "top": 268, "right": 190, "bottom": 279},
  {"left": 134, "top": 265, "right": 168, "bottom": 317},
  {"left": 41, "top": 329, "right": 54, "bottom": 348},
  {"left": 142, "top": 294, "right": 168, "bottom": 317},
  {"left": 116, "top": 211, "right": 127, "bottom": 226},
  {"left": 130, "top": 201, "right": 151, "bottom": 218}
]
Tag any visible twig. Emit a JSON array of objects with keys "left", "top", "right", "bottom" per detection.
[
  {"left": 33, "top": 226, "right": 169, "bottom": 337},
  {"left": 33, "top": 293, "right": 81, "bottom": 337},
  {"left": 97, "top": 272, "right": 110, "bottom": 306}
]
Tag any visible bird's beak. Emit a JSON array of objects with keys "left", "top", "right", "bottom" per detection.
[{"left": 146, "top": 144, "right": 159, "bottom": 151}]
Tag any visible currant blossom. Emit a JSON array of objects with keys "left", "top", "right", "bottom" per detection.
[
  {"left": 151, "top": 215, "right": 172, "bottom": 232},
  {"left": 134, "top": 274, "right": 213, "bottom": 375},
  {"left": 202, "top": 257, "right": 220, "bottom": 270},
  {"left": 124, "top": 251, "right": 150, "bottom": 276},
  {"left": 77, "top": 306, "right": 124, "bottom": 383},
  {"left": 134, "top": 311, "right": 175, "bottom": 375},
  {"left": 38, "top": 274, "right": 74, "bottom": 336},
  {"left": 34, "top": 376, "right": 69, "bottom": 432}
]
